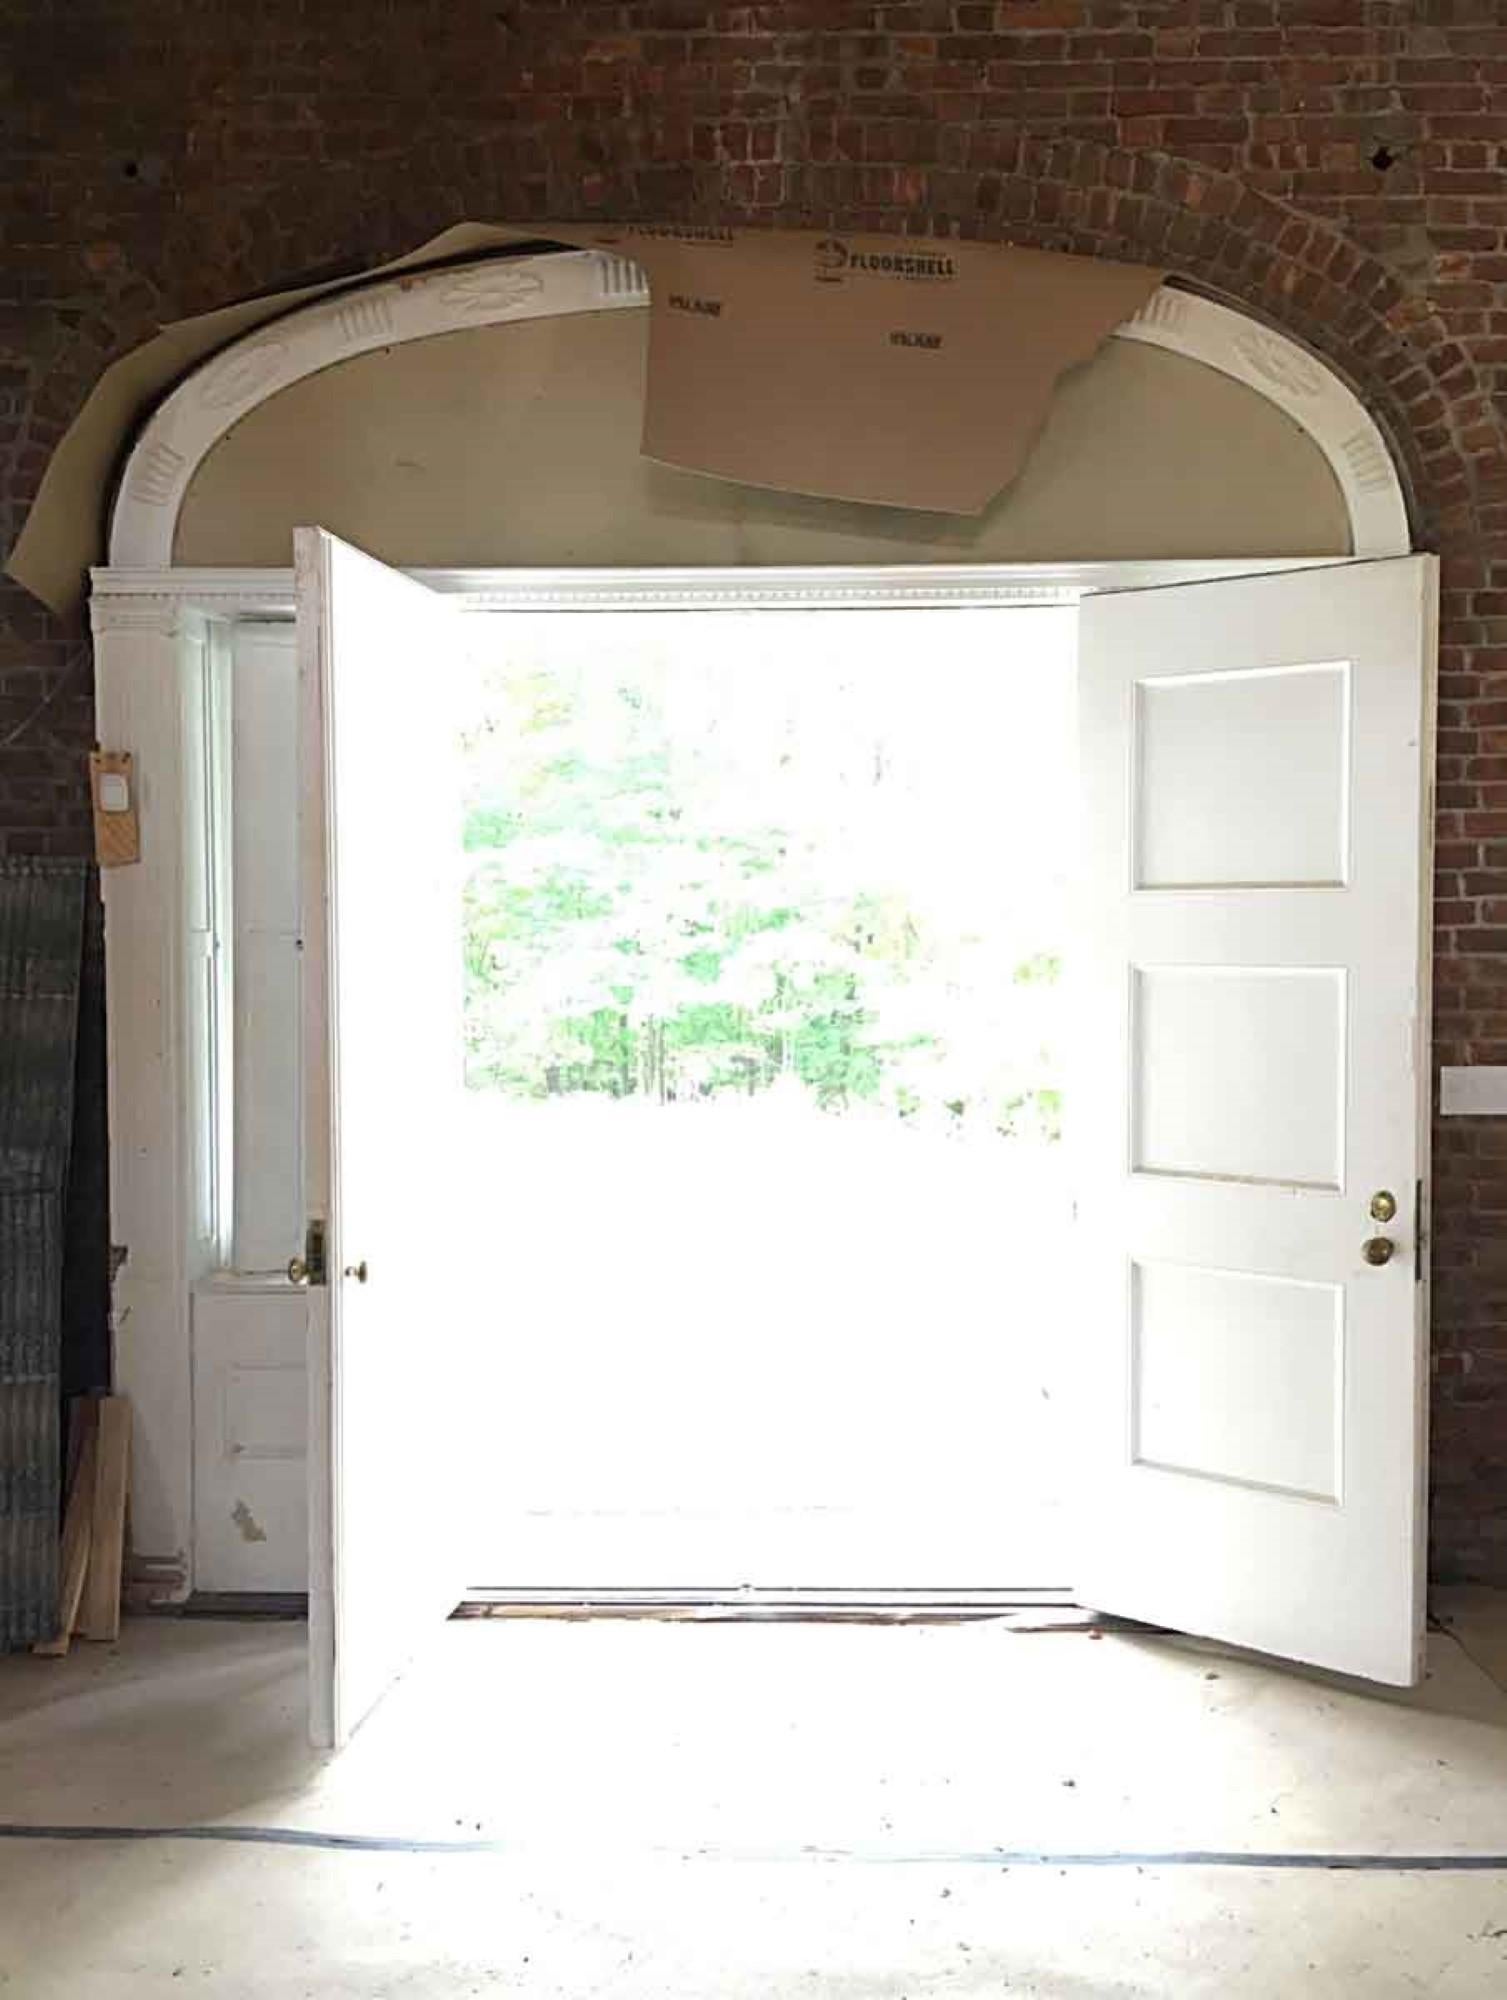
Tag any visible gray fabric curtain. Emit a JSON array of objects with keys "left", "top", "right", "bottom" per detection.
[{"left": 0, "top": 858, "right": 87, "bottom": 1650}]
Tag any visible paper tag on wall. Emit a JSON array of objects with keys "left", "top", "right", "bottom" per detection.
[{"left": 89, "top": 750, "right": 140, "bottom": 868}]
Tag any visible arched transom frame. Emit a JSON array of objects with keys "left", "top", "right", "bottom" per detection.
[{"left": 107, "top": 248, "right": 1409, "bottom": 567}]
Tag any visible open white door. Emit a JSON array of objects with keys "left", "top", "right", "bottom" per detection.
[
  {"left": 296, "top": 529, "right": 469, "bottom": 1748},
  {"left": 1077, "top": 557, "right": 1436, "bottom": 1686}
]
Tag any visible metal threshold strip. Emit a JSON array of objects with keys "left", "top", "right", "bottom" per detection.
[
  {"left": 455, "top": 1585, "right": 1090, "bottom": 1625},
  {"left": 174, "top": 1587, "right": 1107, "bottom": 1627}
]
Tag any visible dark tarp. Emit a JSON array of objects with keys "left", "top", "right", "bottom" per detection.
[{"left": 0, "top": 859, "right": 87, "bottom": 1650}]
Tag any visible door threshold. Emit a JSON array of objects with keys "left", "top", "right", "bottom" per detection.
[
  {"left": 177, "top": 1591, "right": 309, "bottom": 1620},
  {"left": 456, "top": 1585, "right": 1083, "bottom": 1623}
]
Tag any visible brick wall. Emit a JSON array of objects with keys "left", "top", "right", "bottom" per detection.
[{"left": 5, "top": 0, "right": 1507, "bottom": 1575}]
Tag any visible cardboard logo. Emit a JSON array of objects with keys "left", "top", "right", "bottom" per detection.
[
  {"left": 814, "top": 237, "right": 956, "bottom": 285},
  {"left": 814, "top": 237, "right": 850, "bottom": 284},
  {"left": 622, "top": 224, "right": 736, "bottom": 246}
]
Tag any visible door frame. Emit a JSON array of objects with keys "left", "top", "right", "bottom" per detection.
[
  {"left": 89, "top": 239, "right": 1419, "bottom": 1603},
  {"left": 91, "top": 552, "right": 1397, "bottom": 1604}
]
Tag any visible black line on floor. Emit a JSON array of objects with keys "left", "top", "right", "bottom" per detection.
[{"left": 5, "top": 1824, "right": 1507, "bottom": 1870}]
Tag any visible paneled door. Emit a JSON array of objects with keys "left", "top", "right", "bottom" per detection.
[
  {"left": 1075, "top": 558, "right": 1436, "bottom": 1685},
  {"left": 295, "top": 528, "right": 471, "bottom": 1748}
]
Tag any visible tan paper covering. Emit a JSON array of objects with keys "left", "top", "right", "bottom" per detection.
[
  {"left": 7, "top": 221, "right": 1162, "bottom": 615},
  {"left": 88, "top": 751, "right": 140, "bottom": 867}
]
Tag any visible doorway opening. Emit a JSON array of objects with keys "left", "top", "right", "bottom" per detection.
[
  {"left": 67, "top": 236, "right": 1440, "bottom": 1759},
  {"left": 456, "top": 605, "right": 1079, "bottom": 1594}
]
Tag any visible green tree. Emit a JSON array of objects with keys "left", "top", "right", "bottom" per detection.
[{"left": 460, "top": 654, "right": 1062, "bottom": 1135}]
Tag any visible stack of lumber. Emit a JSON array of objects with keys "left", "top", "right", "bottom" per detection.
[{"left": 33, "top": 1394, "right": 131, "bottom": 1657}]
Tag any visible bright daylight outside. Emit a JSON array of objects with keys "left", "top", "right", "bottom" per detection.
[{"left": 458, "top": 605, "right": 1079, "bottom": 1588}]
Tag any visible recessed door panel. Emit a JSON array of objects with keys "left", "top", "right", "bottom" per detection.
[
  {"left": 1131, "top": 965, "right": 1345, "bottom": 1189},
  {"left": 192, "top": 1288, "right": 308, "bottom": 1593},
  {"left": 1131, "top": 1259, "right": 1343, "bottom": 1504},
  {"left": 1133, "top": 662, "right": 1349, "bottom": 890}
]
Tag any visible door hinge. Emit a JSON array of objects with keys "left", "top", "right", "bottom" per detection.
[
  {"left": 288, "top": 1218, "right": 328, "bottom": 1289},
  {"left": 1414, "top": 1179, "right": 1426, "bottom": 1284}
]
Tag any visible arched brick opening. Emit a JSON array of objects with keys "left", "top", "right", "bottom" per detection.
[{"left": 11, "top": 106, "right": 1507, "bottom": 1574}]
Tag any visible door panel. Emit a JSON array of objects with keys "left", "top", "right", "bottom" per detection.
[
  {"left": 191, "top": 1285, "right": 308, "bottom": 1592},
  {"left": 296, "top": 528, "right": 469, "bottom": 1748},
  {"left": 1132, "top": 662, "right": 1350, "bottom": 889},
  {"left": 1131, "top": 964, "right": 1347, "bottom": 1188},
  {"left": 1075, "top": 557, "right": 1436, "bottom": 1686}
]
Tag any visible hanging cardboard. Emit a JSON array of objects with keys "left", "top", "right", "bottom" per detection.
[
  {"left": 6, "top": 221, "right": 1162, "bottom": 615},
  {"left": 591, "top": 224, "right": 1163, "bottom": 516},
  {"left": 7, "top": 223, "right": 542, "bottom": 616}
]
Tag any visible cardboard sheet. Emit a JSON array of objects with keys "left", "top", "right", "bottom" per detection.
[
  {"left": 7, "top": 221, "right": 1162, "bottom": 614},
  {"left": 597, "top": 224, "right": 1162, "bottom": 515}
]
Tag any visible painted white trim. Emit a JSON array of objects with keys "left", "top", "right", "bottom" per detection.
[
  {"left": 108, "top": 252, "right": 640, "bottom": 567},
  {"left": 1117, "top": 289, "right": 1409, "bottom": 557},
  {"left": 203, "top": 620, "right": 236, "bottom": 1269},
  {"left": 89, "top": 555, "right": 1349, "bottom": 623},
  {"left": 105, "top": 251, "right": 1410, "bottom": 569},
  {"left": 87, "top": 599, "right": 223, "bottom": 1601}
]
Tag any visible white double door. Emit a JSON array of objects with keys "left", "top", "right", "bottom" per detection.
[{"left": 295, "top": 534, "right": 1435, "bottom": 1746}]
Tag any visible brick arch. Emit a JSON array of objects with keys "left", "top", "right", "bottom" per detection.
[
  {"left": 926, "top": 135, "right": 1498, "bottom": 550},
  {"left": 28, "top": 130, "right": 1494, "bottom": 573},
  {"left": 102, "top": 130, "right": 1493, "bottom": 552}
]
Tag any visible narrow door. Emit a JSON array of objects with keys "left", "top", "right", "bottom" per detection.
[
  {"left": 295, "top": 528, "right": 469, "bottom": 1747},
  {"left": 1075, "top": 557, "right": 1436, "bottom": 1685}
]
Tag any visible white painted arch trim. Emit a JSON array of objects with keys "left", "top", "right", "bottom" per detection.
[{"left": 107, "top": 249, "right": 1410, "bottom": 567}]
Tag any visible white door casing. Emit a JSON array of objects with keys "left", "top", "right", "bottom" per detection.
[
  {"left": 296, "top": 528, "right": 471, "bottom": 1748},
  {"left": 1075, "top": 557, "right": 1436, "bottom": 1686}
]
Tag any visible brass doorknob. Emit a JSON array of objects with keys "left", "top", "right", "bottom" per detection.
[
  {"left": 1362, "top": 1236, "right": 1395, "bottom": 1267},
  {"left": 343, "top": 1261, "right": 369, "bottom": 1284},
  {"left": 287, "top": 1256, "right": 309, "bottom": 1285}
]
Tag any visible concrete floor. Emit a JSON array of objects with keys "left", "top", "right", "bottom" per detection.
[{"left": 5, "top": 1600, "right": 1507, "bottom": 1994}]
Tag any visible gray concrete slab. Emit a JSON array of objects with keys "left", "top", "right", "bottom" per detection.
[{"left": 5, "top": 1613, "right": 1507, "bottom": 1994}]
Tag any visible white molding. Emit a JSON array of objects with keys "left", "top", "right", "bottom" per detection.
[
  {"left": 108, "top": 251, "right": 645, "bottom": 567},
  {"left": 88, "top": 596, "right": 186, "bottom": 637},
  {"left": 92, "top": 603, "right": 223, "bottom": 1600},
  {"left": 89, "top": 554, "right": 1348, "bottom": 625},
  {"left": 105, "top": 251, "right": 1410, "bottom": 570},
  {"left": 1116, "top": 290, "right": 1408, "bottom": 558}
]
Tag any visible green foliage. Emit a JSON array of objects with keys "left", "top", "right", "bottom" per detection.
[{"left": 460, "top": 656, "right": 1063, "bottom": 1136}]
